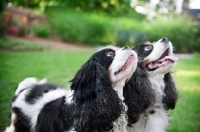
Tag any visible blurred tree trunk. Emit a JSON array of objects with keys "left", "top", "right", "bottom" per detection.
[
  {"left": 182, "top": 0, "right": 189, "bottom": 14},
  {"left": 25, "top": 0, "right": 29, "bottom": 8},
  {"left": 0, "top": 0, "right": 7, "bottom": 12}
]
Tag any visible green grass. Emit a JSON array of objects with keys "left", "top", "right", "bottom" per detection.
[
  {"left": 0, "top": 51, "right": 199, "bottom": 132},
  {"left": 168, "top": 54, "right": 200, "bottom": 132}
]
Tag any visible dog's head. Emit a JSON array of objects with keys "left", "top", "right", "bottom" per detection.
[
  {"left": 134, "top": 37, "right": 178, "bottom": 75},
  {"left": 124, "top": 38, "right": 178, "bottom": 125},
  {"left": 133, "top": 37, "right": 178, "bottom": 110},
  {"left": 70, "top": 46, "right": 137, "bottom": 131},
  {"left": 102, "top": 46, "right": 138, "bottom": 84}
]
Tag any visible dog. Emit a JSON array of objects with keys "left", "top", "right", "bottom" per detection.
[
  {"left": 125, "top": 37, "right": 178, "bottom": 132},
  {"left": 5, "top": 46, "right": 138, "bottom": 132}
]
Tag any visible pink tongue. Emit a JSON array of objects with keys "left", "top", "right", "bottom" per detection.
[
  {"left": 148, "top": 62, "right": 161, "bottom": 69},
  {"left": 157, "top": 56, "right": 178, "bottom": 62},
  {"left": 148, "top": 56, "right": 178, "bottom": 69}
]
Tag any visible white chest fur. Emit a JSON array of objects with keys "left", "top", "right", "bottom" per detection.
[{"left": 127, "top": 74, "right": 170, "bottom": 132}]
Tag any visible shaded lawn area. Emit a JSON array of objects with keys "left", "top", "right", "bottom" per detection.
[{"left": 0, "top": 51, "right": 200, "bottom": 132}]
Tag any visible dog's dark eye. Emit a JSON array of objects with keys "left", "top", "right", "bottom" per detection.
[
  {"left": 144, "top": 45, "right": 153, "bottom": 51},
  {"left": 106, "top": 51, "right": 115, "bottom": 58}
]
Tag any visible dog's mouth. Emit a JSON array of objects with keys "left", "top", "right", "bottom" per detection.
[
  {"left": 146, "top": 48, "right": 178, "bottom": 71},
  {"left": 114, "top": 54, "right": 134, "bottom": 75}
]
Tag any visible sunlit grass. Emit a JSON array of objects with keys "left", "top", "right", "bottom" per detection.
[{"left": 168, "top": 54, "right": 200, "bottom": 132}]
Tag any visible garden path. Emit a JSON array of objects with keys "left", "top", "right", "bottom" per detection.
[{"left": 17, "top": 37, "right": 91, "bottom": 51}]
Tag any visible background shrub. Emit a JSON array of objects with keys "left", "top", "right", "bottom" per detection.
[
  {"left": 18, "top": 25, "right": 27, "bottom": 37},
  {"left": 115, "top": 30, "right": 148, "bottom": 47},
  {"left": 32, "top": 24, "right": 51, "bottom": 38},
  {"left": 47, "top": 9, "right": 200, "bottom": 52},
  {"left": 0, "top": 13, "right": 19, "bottom": 37},
  {"left": 48, "top": 10, "right": 110, "bottom": 45},
  {"left": 48, "top": 10, "right": 146, "bottom": 46},
  {"left": 144, "top": 16, "right": 200, "bottom": 53}
]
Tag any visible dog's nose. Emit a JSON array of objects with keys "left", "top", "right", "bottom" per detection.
[
  {"left": 161, "top": 37, "right": 169, "bottom": 43},
  {"left": 122, "top": 46, "right": 129, "bottom": 50}
]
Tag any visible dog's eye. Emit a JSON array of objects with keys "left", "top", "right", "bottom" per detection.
[
  {"left": 106, "top": 51, "right": 115, "bottom": 58},
  {"left": 144, "top": 46, "right": 153, "bottom": 51}
]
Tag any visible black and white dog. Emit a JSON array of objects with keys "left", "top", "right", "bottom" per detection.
[
  {"left": 125, "top": 38, "right": 178, "bottom": 132},
  {"left": 5, "top": 46, "right": 138, "bottom": 132}
]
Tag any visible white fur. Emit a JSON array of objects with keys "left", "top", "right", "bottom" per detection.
[
  {"left": 4, "top": 113, "right": 17, "bottom": 132},
  {"left": 127, "top": 75, "right": 169, "bottom": 132},
  {"left": 109, "top": 47, "right": 137, "bottom": 84},
  {"left": 15, "top": 77, "right": 47, "bottom": 95},
  {"left": 127, "top": 107, "right": 169, "bottom": 132},
  {"left": 112, "top": 102, "right": 128, "bottom": 132},
  {"left": 91, "top": 46, "right": 137, "bottom": 132},
  {"left": 145, "top": 39, "right": 176, "bottom": 76},
  {"left": 109, "top": 47, "right": 137, "bottom": 132},
  {"left": 112, "top": 80, "right": 128, "bottom": 132},
  {"left": 12, "top": 87, "right": 69, "bottom": 127},
  {"left": 10, "top": 78, "right": 72, "bottom": 130}
]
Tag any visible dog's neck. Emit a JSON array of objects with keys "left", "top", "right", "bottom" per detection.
[
  {"left": 112, "top": 79, "right": 126, "bottom": 101},
  {"left": 148, "top": 74, "right": 165, "bottom": 103},
  {"left": 112, "top": 78, "right": 128, "bottom": 132}
]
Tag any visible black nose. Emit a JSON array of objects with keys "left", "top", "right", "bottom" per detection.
[
  {"left": 122, "top": 46, "right": 129, "bottom": 50},
  {"left": 161, "top": 37, "right": 169, "bottom": 43}
]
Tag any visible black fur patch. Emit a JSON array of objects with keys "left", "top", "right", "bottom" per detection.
[
  {"left": 124, "top": 66, "right": 155, "bottom": 125},
  {"left": 12, "top": 95, "right": 18, "bottom": 102},
  {"left": 70, "top": 49, "right": 123, "bottom": 131},
  {"left": 25, "top": 83, "right": 58, "bottom": 104},
  {"left": 35, "top": 97, "right": 74, "bottom": 132},
  {"left": 133, "top": 44, "right": 153, "bottom": 61},
  {"left": 12, "top": 107, "right": 31, "bottom": 132},
  {"left": 163, "top": 72, "right": 178, "bottom": 110}
]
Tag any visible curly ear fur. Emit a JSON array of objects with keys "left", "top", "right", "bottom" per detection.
[
  {"left": 163, "top": 72, "right": 178, "bottom": 110},
  {"left": 123, "top": 66, "right": 155, "bottom": 125},
  {"left": 70, "top": 54, "right": 123, "bottom": 131}
]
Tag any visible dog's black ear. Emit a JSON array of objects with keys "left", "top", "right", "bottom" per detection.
[
  {"left": 70, "top": 54, "right": 123, "bottom": 131},
  {"left": 123, "top": 66, "right": 155, "bottom": 125},
  {"left": 163, "top": 72, "right": 178, "bottom": 110}
]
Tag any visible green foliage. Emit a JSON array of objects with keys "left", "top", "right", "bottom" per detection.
[
  {"left": 115, "top": 30, "right": 148, "bottom": 47},
  {"left": 143, "top": 16, "right": 200, "bottom": 53},
  {"left": 18, "top": 25, "right": 27, "bottom": 36},
  {"left": 0, "top": 0, "right": 6, "bottom": 12},
  {"left": 0, "top": 13, "right": 5, "bottom": 37},
  {"left": 32, "top": 24, "right": 51, "bottom": 38},
  {"left": 49, "top": 11, "right": 111, "bottom": 45},
  {"left": 0, "top": 37, "right": 50, "bottom": 51},
  {"left": 48, "top": 10, "right": 200, "bottom": 52},
  {"left": 64, "top": 0, "right": 132, "bottom": 16},
  {"left": 9, "top": 0, "right": 136, "bottom": 17},
  {"left": 0, "top": 13, "right": 19, "bottom": 37},
  {"left": 48, "top": 10, "right": 146, "bottom": 45}
]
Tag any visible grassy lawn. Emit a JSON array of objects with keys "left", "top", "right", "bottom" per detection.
[
  {"left": 168, "top": 54, "right": 200, "bottom": 132},
  {"left": 0, "top": 50, "right": 199, "bottom": 132}
]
